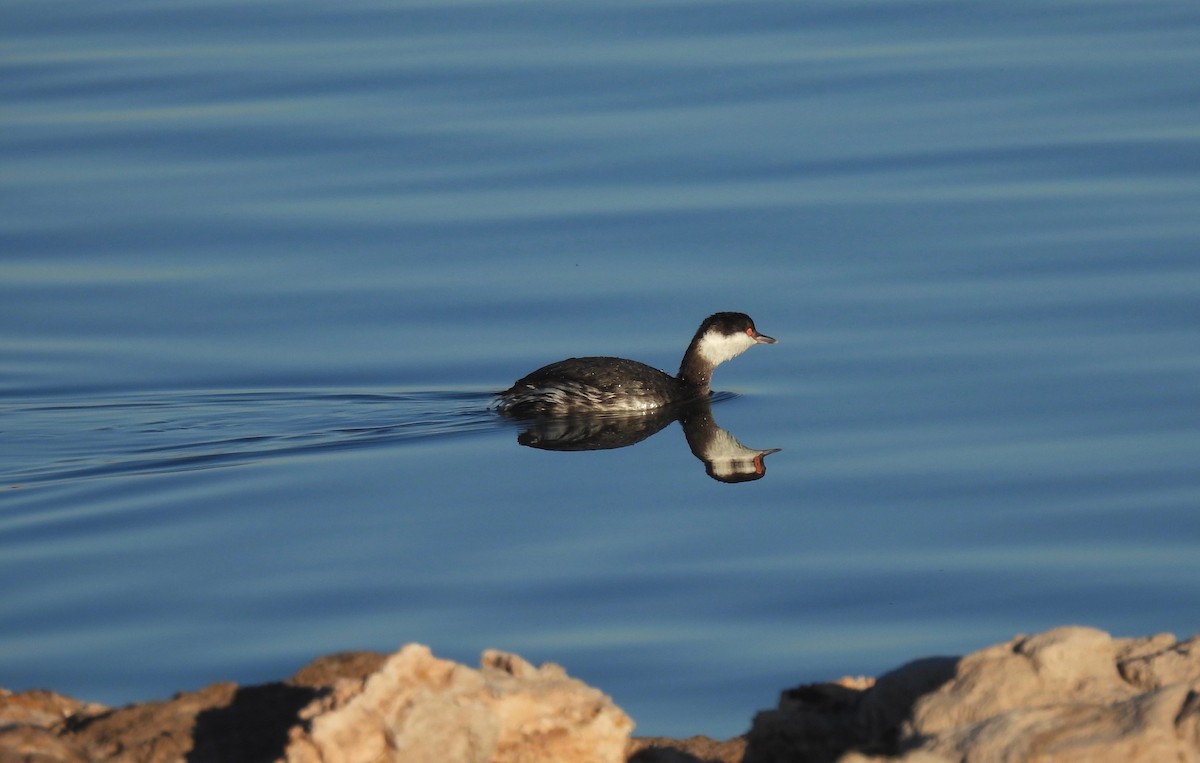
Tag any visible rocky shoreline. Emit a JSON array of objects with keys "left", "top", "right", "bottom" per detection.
[{"left": 2, "top": 626, "right": 1197, "bottom": 762}]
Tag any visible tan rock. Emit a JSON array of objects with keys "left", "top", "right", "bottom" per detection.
[
  {"left": 920, "top": 683, "right": 1195, "bottom": 763},
  {"left": 0, "top": 688, "right": 106, "bottom": 730},
  {"left": 288, "top": 650, "right": 388, "bottom": 689},
  {"left": 903, "top": 627, "right": 1200, "bottom": 763},
  {"left": 1117, "top": 633, "right": 1200, "bottom": 690},
  {"left": 0, "top": 725, "right": 91, "bottom": 763},
  {"left": 0, "top": 646, "right": 631, "bottom": 763},
  {"left": 283, "top": 644, "right": 634, "bottom": 763},
  {"left": 907, "top": 626, "right": 1128, "bottom": 735},
  {"left": 0, "top": 688, "right": 106, "bottom": 763},
  {"left": 743, "top": 626, "right": 1200, "bottom": 763}
]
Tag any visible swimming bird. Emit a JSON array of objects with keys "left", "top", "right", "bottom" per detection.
[{"left": 495, "top": 312, "right": 775, "bottom": 416}]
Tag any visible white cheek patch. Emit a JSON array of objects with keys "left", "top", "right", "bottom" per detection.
[{"left": 697, "top": 331, "right": 755, "bottom": 367}]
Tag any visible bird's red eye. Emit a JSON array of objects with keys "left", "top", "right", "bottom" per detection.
[{"left": 746, "top": 327, "right": 755, "bottom": 337}]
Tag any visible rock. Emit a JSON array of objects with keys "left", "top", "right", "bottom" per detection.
[
  {"left": 626, "top": 734, "right": 746, "bottom": 763},
  {"left": 742, "top": 656, "right": 958, "bottom": 763},
  {"left": 288, "top": 651, "right": 388, "bottom": 689},
  {"left": 0, "top": 725, "right": 91, "bottom": 763},
  {"left": 0, "top": 646, "right": 631, "bottom": 763},
  {"left": 905, "top": 627, "right": 1200, "bottom": 762},
  {"left": 0, "top": 689, "right": 106, "bottom": 730},
  {"left": 743, "top": 625, "right": 1200, "bottom": 763},
  {"left": 0, "top": 688, "right": 106, "bottom": 763},
  {"left": 64, "top": 681, "right": 320, "bottom": 763},
  {"left": 2, "top": 628, "right": 1196, "bottom": 763},
  {"left": 283, "top": 644, "right": 634, "bottom": 763}
]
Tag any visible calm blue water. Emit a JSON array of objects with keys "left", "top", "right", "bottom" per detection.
[{"left": 3, "top": 0, "right": 1199, "bottom": 739}]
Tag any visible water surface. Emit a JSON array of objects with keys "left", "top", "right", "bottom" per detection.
[{"left": 2, "top": 0, "right": 1199, "bottom": 738}]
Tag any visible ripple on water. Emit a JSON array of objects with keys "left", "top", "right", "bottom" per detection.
[{"left": 0, "top": 389, "right": 503, "bottom": 488}]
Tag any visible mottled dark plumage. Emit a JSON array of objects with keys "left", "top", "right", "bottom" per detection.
[{"left": 496, "top": 312, "right": 775, "bottom": 416}]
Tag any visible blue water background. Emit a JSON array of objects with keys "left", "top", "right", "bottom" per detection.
[{"left": 2, "top": 1, "right": 1199, "bottom": 738}]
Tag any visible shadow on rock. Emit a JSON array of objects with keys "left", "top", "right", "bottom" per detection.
[
  {"left": 187, "top": 684, "right": 320, "bottom": 763},
  {"left": 742, "top": 656, "right": 960, "bottom": 763}
]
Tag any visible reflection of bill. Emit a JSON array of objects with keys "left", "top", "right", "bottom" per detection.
[
  {"left": 507, "top": 397, "right": 779, "bottom": 484},
  {"left": 677, "top": 402, "right": 780, "bottom": 484}
]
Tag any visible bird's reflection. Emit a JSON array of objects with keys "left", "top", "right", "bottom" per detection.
[{"left": 503, "top": 397, "right": 778, "bottom": 483}]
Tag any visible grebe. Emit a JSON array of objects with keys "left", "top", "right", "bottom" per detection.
[{"left": 496, "top": 312, "right": 775, "bottom": 416}]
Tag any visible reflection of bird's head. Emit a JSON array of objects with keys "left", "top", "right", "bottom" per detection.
[{"left": 699, "top": 427, "right": 780, "bottom": 483}]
